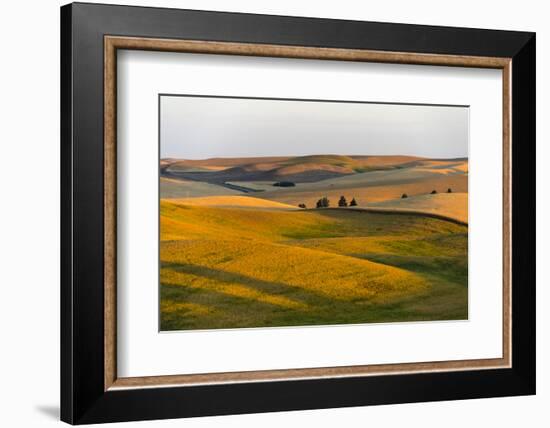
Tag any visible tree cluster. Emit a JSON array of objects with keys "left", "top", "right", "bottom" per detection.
[
  {"left": 316, "top": 196, "right": 330, "bottom": 208},
  {"left": 313, "top": 196, "right": 358, "bottom": 208}
]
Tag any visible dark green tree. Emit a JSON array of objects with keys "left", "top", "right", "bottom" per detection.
[
  {"left": 316, "top": 196, "right": 330, "bottom": 208},
  {"left": 338, "top": 196, "right": 348, "bottom": 207},
  {"left": 401, "top": 193, "right": 408, "bottom": 199},
  {"left": 431, "top": 190, "right": 437, "bottom": 194},
  {"left": 350, "top": 198, "right": 358, "bottom": 206},
  {"left": 298, "top": 203, "right": 306, "bottom": 209},
  {"left": 273, "top": 181, "right": 296, "bottom": 187},
  {"left": 447, "top": 188, "right": 452, "bottom": 193}
]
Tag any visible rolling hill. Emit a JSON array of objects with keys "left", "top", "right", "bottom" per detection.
[
  {"left": 363, "top": 193, "right": 468, "bottom": 224},
  {"left": 162, "top": 154, "right": 426, "bottom": 184},
  {"left": 167, "top": 195, "right": 298, "bottom": 210},
  {"left": 160, "top": 177, "right": 241, "bottom": 198},
  {"left": 160, "top": 200, "right": 468, "bottom": 330},
  {"left": 160, "top": 156, "right": 468, "bottom": 213},
  {"left": 159, "top": 154, "right": 469, "bottom": 330}
]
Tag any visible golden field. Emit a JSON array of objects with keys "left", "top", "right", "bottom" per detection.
[
  {"left": 161, "top": 155, "right": 468, "bottom": 220},
  {"left": 160, "top": 155, "right": 468, "bottom": 330},
  {"left": 167, "top": 195, "right": 297, "bottom": 210},
  {"left": 160, "top": 197, "right": 468, "bottom": 330},
  {"left": 364, "top": 192, "right": 468, "bottom": 224}
]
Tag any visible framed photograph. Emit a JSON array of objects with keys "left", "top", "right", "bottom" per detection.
[{"left": 61, "top": 2, "right": 536, "bottom": 424}]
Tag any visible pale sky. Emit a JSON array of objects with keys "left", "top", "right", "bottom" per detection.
[{"left": 160, "top": 95, "right": 468, "bottom": 159}]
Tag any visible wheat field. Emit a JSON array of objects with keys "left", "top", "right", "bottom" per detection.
[{"left": 160, "top": 198, "right": 468, "bottom": 330}]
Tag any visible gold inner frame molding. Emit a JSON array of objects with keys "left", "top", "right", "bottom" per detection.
[{"left": 104, "top": 35, "right": 512, "bottom": 391}]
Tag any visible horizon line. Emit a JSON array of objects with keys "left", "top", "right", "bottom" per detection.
[{"left": 160, "top": 154, "right": 468, "bottom": 161}]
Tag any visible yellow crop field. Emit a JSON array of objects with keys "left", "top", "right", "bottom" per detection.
[
  {"left": 160, "top": 199, "right": 468, "bottom": 330},
  {"left": 364, "top": 193, "right": 468, "bottom": 224},
  {"left": 168, "top": 195, "right": 297, "bottom": 209}
]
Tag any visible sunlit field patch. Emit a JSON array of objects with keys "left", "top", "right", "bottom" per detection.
[{"left": 160, "top": 200, "right": 468, "bottom": 330}]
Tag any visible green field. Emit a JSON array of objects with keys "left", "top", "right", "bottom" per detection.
[{"left": 160, "top": 199, "right": 468, "bottom": 330}]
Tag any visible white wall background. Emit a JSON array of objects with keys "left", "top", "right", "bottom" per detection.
[{"left": 0, "top": 0, "right": 545, "bottom": 426}]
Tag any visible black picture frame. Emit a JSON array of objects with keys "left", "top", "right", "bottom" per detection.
[{"left": 61, "top": 2, "right": 535, "bottom": 424}]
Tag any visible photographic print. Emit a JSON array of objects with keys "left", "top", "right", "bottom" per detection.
[{"left": 159, "top": 95, "right": 469, "bottom": 331}]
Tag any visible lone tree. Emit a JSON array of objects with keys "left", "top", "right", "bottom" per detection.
[
  {"left": 298, "top": 203, "right": 306, "bottom": 209},
  {"left": 338, "top": 196, "right": 348, "bottom": 207},
  {"left": 350, "top": 198, "right": 358, "bottom": 206},
  {"left": 401, "top": 193, "right": 408, "bottom": 199},
  {"left": 273, "top": 181, "right": 296, "bottom": 187},
  {"left": 447, "top": 188, "right": 453, "bottom": 193},
  {"left": 431, "top": 189, "right": 437, "bottom": 194},
  {"left": 316, "top": 196, "right": 330, "bottom": 208}
]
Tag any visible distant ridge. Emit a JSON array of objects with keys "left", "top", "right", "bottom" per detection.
[{"left": 162, "top": 154, "right": 426, "bottom": 184}]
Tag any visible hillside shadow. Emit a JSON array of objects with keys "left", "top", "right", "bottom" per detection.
[{"left": 161, "top": 262, "right": 333, "bottom": 307}]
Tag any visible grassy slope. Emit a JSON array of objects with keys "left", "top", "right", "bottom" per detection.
[
  {"left": 164, "top": 155, "right": 422, "bottom": 174},
  {"left": 167, "top": 195, "right": 297, "bottom": 209},
  {"left": 160, "top": 200, "right": 468, "bottom": 330},
  {"left": 160, "top": 177, "right": 240, "bottom": 199},
  {"left": 163, "top": 155, "right": 430, "bottom": 185},
  {"left": 365, "top": 193, "right": 468, "bottom": 224},
  {"left": 162, "top": 159, "right": 467, "bottom": 210},
  {"left": 253, "top": 174, "right": 468, "bottom": 207}
]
